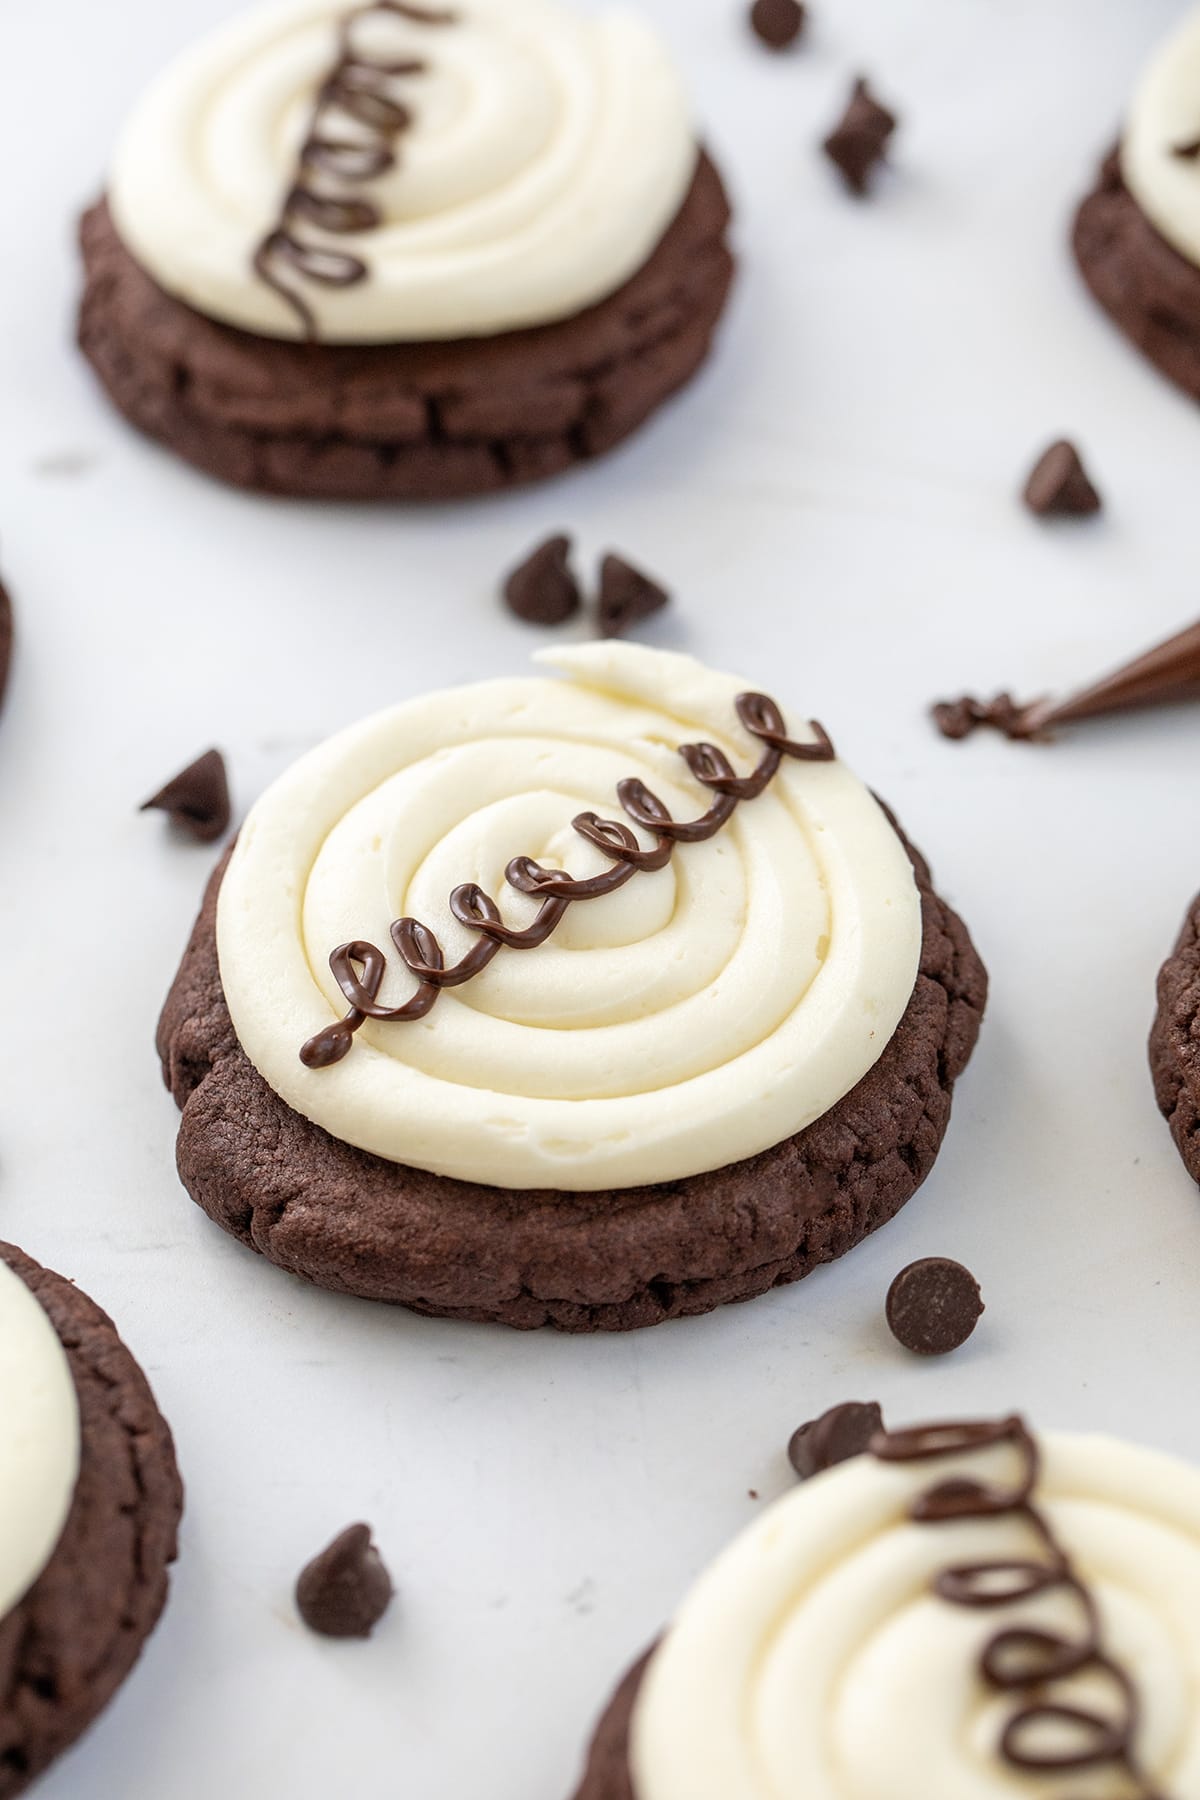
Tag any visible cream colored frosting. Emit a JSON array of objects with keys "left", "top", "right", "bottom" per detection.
[
  {"left": 107, "top": 0, "right": 698, "bottom": 342},
  {"left": 631, "top": 1429, "right": 1200, "bottom": 1799},
  {"left": 1122, "top": 6, "right": 1200, "bottom": 269},
  {"left": 0, "top": 1262, "right": 81, "bottom": 1623},
  {"left": 216, "top": 644, "right": 922, "bottom": 1193}
]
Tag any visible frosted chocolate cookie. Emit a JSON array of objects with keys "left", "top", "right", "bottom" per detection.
[
  {"left": 1075, "top": 7, "right": 1200, "bottom": 402},
  {"left": 1151, "top": 892, "right": 1200, "bottom": 1186},
  {"left": 0, "top": 1243, "right": 181, "bottom": 1797},
  {"left": 572, "top": 1412, "right": 1200, "bottom": 1797},
  {"left": 78, "top": 0, "right": 734, "bottom": 500},
  {"left": 158, "top": 643, "right": 986, "bottom": 1331}
]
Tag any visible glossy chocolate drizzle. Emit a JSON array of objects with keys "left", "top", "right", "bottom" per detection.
[
  {"left": 253, "top": 0, "right": 456, "bottom": 337},
  {"left": 299, "top": 693, "right": 835, "bottom": 1070},
  {"left": 871, "top": 1417, "right": 1167, "bottom": 1797}
]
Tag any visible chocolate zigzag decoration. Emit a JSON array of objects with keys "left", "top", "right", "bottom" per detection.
[
  {"left": 254, "top": 0, "right": 457, "bottom": 338},
  {"left": 873, "top": 1417, "right": 1167, "bottom": 1798},
  {"left": 299, "top": 692, "right": 835, "bottom": 1069}
]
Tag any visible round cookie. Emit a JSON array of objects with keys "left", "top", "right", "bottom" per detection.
[
  {"left": 78, "top": 0, "right": 734, "bottom": 500},
  {"left": 0, "top": 1242, "right": 182, "bottom": 1796},
  {"left": 157, "top": 644, "right": 986, "bottom": 1331},
  {"left": 1150, "top": 890, "right": 1200, "bottom": 1185},
  {"left": 1074, "top": 9, "right": 1200, "bottom": 401},
  {"left": 571, "top": 1414, "right": 1200, "bottom": 1798}
]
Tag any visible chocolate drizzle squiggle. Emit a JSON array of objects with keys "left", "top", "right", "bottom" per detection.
[
  {"left": 253, "top": 0, "right": 456, "bottom": 338},
  {"left": 299, "top": 693, "right": 835, "bottom": 1070},
  {"left": 872, "top": 1417, "right": 1168, "bottom": 1797}
]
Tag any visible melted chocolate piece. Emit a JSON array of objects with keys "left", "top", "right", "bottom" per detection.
[
  {"left": 788, "top": 1401, "right": 883, "bottom": 1479},
  {"left": 253, "top": 1, "right": 456, "bottom": 337},
  {"left": 140, "top": 749, "right": 231, "bottom": 843},
  {"left": 503, "top": 535, "right": 582, "bottom": 626},
  {"left": 932, "top": 616, "right": 1200, "bottom": 744},
  {"left": 1023, "top": 439, "right": 1102, "bottom": 517},
  {"left": 885, "top": 1256, "right": 983, "bottom": 1355},
  {"left": 596, "top": 554, "right": 670, "bottom": 638},
  {"left": 748, "top": 0, "right": 806, "bottom": 52},
  {"left": 822, "top": 77, "right": 897, "bottom": 195},
  {"left": 871, "top": 1417, "right": 1165, "bottom": 1796},
  {"left": 295, "top": 1523, "right": 394, "bottom": 1638},
  {"left": 300, "top": 693, "right": 836, "bottom": 1068}
]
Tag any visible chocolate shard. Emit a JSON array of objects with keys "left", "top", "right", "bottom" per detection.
[
  {"left": 140, "top": 748, "right": 231, "bottom": 843},
  {"left": 886, "top": 1257, "right": 983, "bottom": 1357},
  {"left": 788, "top": 1401, "right": 884, "bottom": 1480},
  {"left": 502, "top": 534, "right": 582, "bottom": 626},
  {"left": 0, "top": 579, "right": 12, "bottom": 713},
  {"left": 822, "top": 77, "right": 897, "bottom": 195},
  {"left": 295, "top": 1523, "right": 394, "bottom": 1639},
  {"left": 1022, "top": 439, "right": 1102, "bottom": 517},
  {"left": 749, "top": 0, "right": 806, "bottom": 52},
  {"left": 596, "top": 553, "right": 671, "bottom": 638}
]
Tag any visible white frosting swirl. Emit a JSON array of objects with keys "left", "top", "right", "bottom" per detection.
[
  {"left": 1122, "top": 6, "right": 1200, "bottom": 270},
  {"left": 107, "top": 0, "right": 699, "bottom": 342},
  {"left": 0, "top": 1262, "right": 81, "bottom": 1623},
  {"left": 216, "top": 644, "right": 922, "bottom": 1192},
  {"left": 631, "top": 1430, "right": 1200, "bottom": 1799}
]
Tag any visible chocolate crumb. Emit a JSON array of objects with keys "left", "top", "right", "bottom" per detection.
[
  {"left": 295, "top": 1523, "right": 394, "bottom": 1639},
  {"left": 1022, "top": 439, "right": 1102, "bottom": 517},
  {"left": 822, "top": 77, "right": 897, "bottom": 195},
  {"left": 788, "top": 1401, "right": 884, "bottom": 1479},
  {"left": 886, "top": 1257, "right": 983, "bottom": 1356},
  {"left": 502, "top": 534, "right": 582, "bottom": 626},
  {"left": 140, "top": 748, "right": 231, "bottom": 843},
  {"left": 596, "top": 553, "right": 671, "bottom": 638},
  {"left": 749, "top": 0, "right": 805, "bottom": 52},
  {"left": 748, "top": 1488, "right": 759, "bottom": 1500},
  {"left": 0, "top": 580, "right": 12, "bottom": 713}
]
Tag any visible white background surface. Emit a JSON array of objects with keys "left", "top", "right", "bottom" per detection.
[{"left": 2, "top": 0, "right": 1200, "bottom": 1793}]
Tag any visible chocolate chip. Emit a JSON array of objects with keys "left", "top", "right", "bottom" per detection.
[
  {"left": 749, "top": 0, "right": 805, "bottom": 52},
  {"left": 295, "top": 1523, "right": 394, "bottom": 1639},
  {"left": 886, "top": 1257, "right": 984, "bottom": 1356},
  {"left": 822, "top": 77, "right": 897, "bottom": 195},
  {"left": 0, "top": 580, "right": 12, "bottom": 713},
  {"left": 1022, "top": 440, "right": 1102, "bottom": 517},
  {"left": 596, "top": 553, "right": 670, "bottom": 638},
  {"left": 788, "top": 1401, "right": 884, "bottom": 1479},
  {"left": 502, "top": 534, "right": 582, "bottom": 626},
  {"left": 140, "top": 748, "right": 231, "bottom": 843}
]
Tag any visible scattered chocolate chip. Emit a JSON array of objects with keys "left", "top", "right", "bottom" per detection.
[
  {"left": 1022, "top": 440, "right": 1102, "bottom": 517},
  {"left": 822, "top": 77, "right": 897, "bottom": 195},
  {"left": 1171, "top": 135, "right": 1200, "bottom": 160},
  {"left": 140, "top": 748, "right": 231, "bottom": 843},
  {"left": 886, "top": 1257, "right": 984, "bottom": 1357},
  {"left": 749, "top": 0, "right": 805, "bottom": 52},
  {"left": 931, "top": 692, "right": 1038, "bottom": 743},
  {"left": 0, "top": 580, "right": 12, "bottom": 713},
  {"left": 788, "top": 1401, "right": 884, "bottom": 1479},
  {"left": 295, "top": 1523, "right": 394, "bottom": 1639},
  {"left": 502, "top": 533, "right": 582, "bottom": 626},
  {"left": 596, "top": 553, "right": 670, "bottom": 638}
]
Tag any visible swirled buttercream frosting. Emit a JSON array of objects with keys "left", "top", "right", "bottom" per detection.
[
  {"left": 216, "top": 644, "right": 922, "bottom": 1192},
  {"left": 0, "top": 1262, "right": 81, "bottom": 1623},
  {"left": 631, "top": 1418, "right": 1200, "bottom": 1798},
  {"left": 1122, "top": 7, "right": 1200, "bottom": 271},
  {"left": 107, "top": 0, "right": 699, "bottom": 342}
]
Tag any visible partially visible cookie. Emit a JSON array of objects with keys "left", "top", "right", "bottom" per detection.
[
  {"left": 0, "top": 1242, "right": 182, "bottom": 1797},
  {"left": 1150, "top": 891, "right": 1200, "bottom": 1185},
  {"left": 0, "top": 580, "right": 12, "bottom": 713}
]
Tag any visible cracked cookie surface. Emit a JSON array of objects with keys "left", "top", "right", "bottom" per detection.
[
  {"left": 77, "top": 156, "right": 734, "bottom": 501},
  {"left": 0, "top": 1243, "right": 182, "bottom": 1798},
  {"left": 156, "top": 814, "right": 986, "bottom": 1333},
  {"left": 1151, "top": 891, "right": 1200, "bottom": 1185}
]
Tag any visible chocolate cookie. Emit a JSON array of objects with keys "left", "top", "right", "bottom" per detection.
[
  {"left": 157, "top": 821, "right": 985, "bottom": 1332},
  {"left": 1150, "top": 890, "right": 1200, "bottom": 1185},
  {"left": 0, "top": 1243, "right": 182, "bottom": 1797},
  {"left": 1073, "top": 150, "right": 1200, "bottom": 403},
  {"left": 0, "top": 581, "right": 11, "bottom": 713},
  {"left": 78, "top": 159, "right": 731, "bottom": 502}
]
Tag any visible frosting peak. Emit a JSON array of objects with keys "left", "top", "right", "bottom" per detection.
[{"left": 0, "top": 1262, "right": 80, "bottom": 1623}]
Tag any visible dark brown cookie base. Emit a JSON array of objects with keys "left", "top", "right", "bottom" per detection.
[
  {"left": 157, "top": 815, "right": 986, "bottom": 1332},
  {"left": 0, "top": 1244, "right": 182, "bottom": 1798},
  {"left": 1074, "top": 149, "right": 1200, "bottom": 403},
  {"left": 77, "top": 156, "right": 734, "bottom": 501},
  {"left": 1150, "top": 891, "right": 1200, "bottom": 1184}
]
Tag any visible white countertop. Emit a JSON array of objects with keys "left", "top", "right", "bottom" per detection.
[{"left": 2, "top": 0, "right": 1199, "bottom": 1794}]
